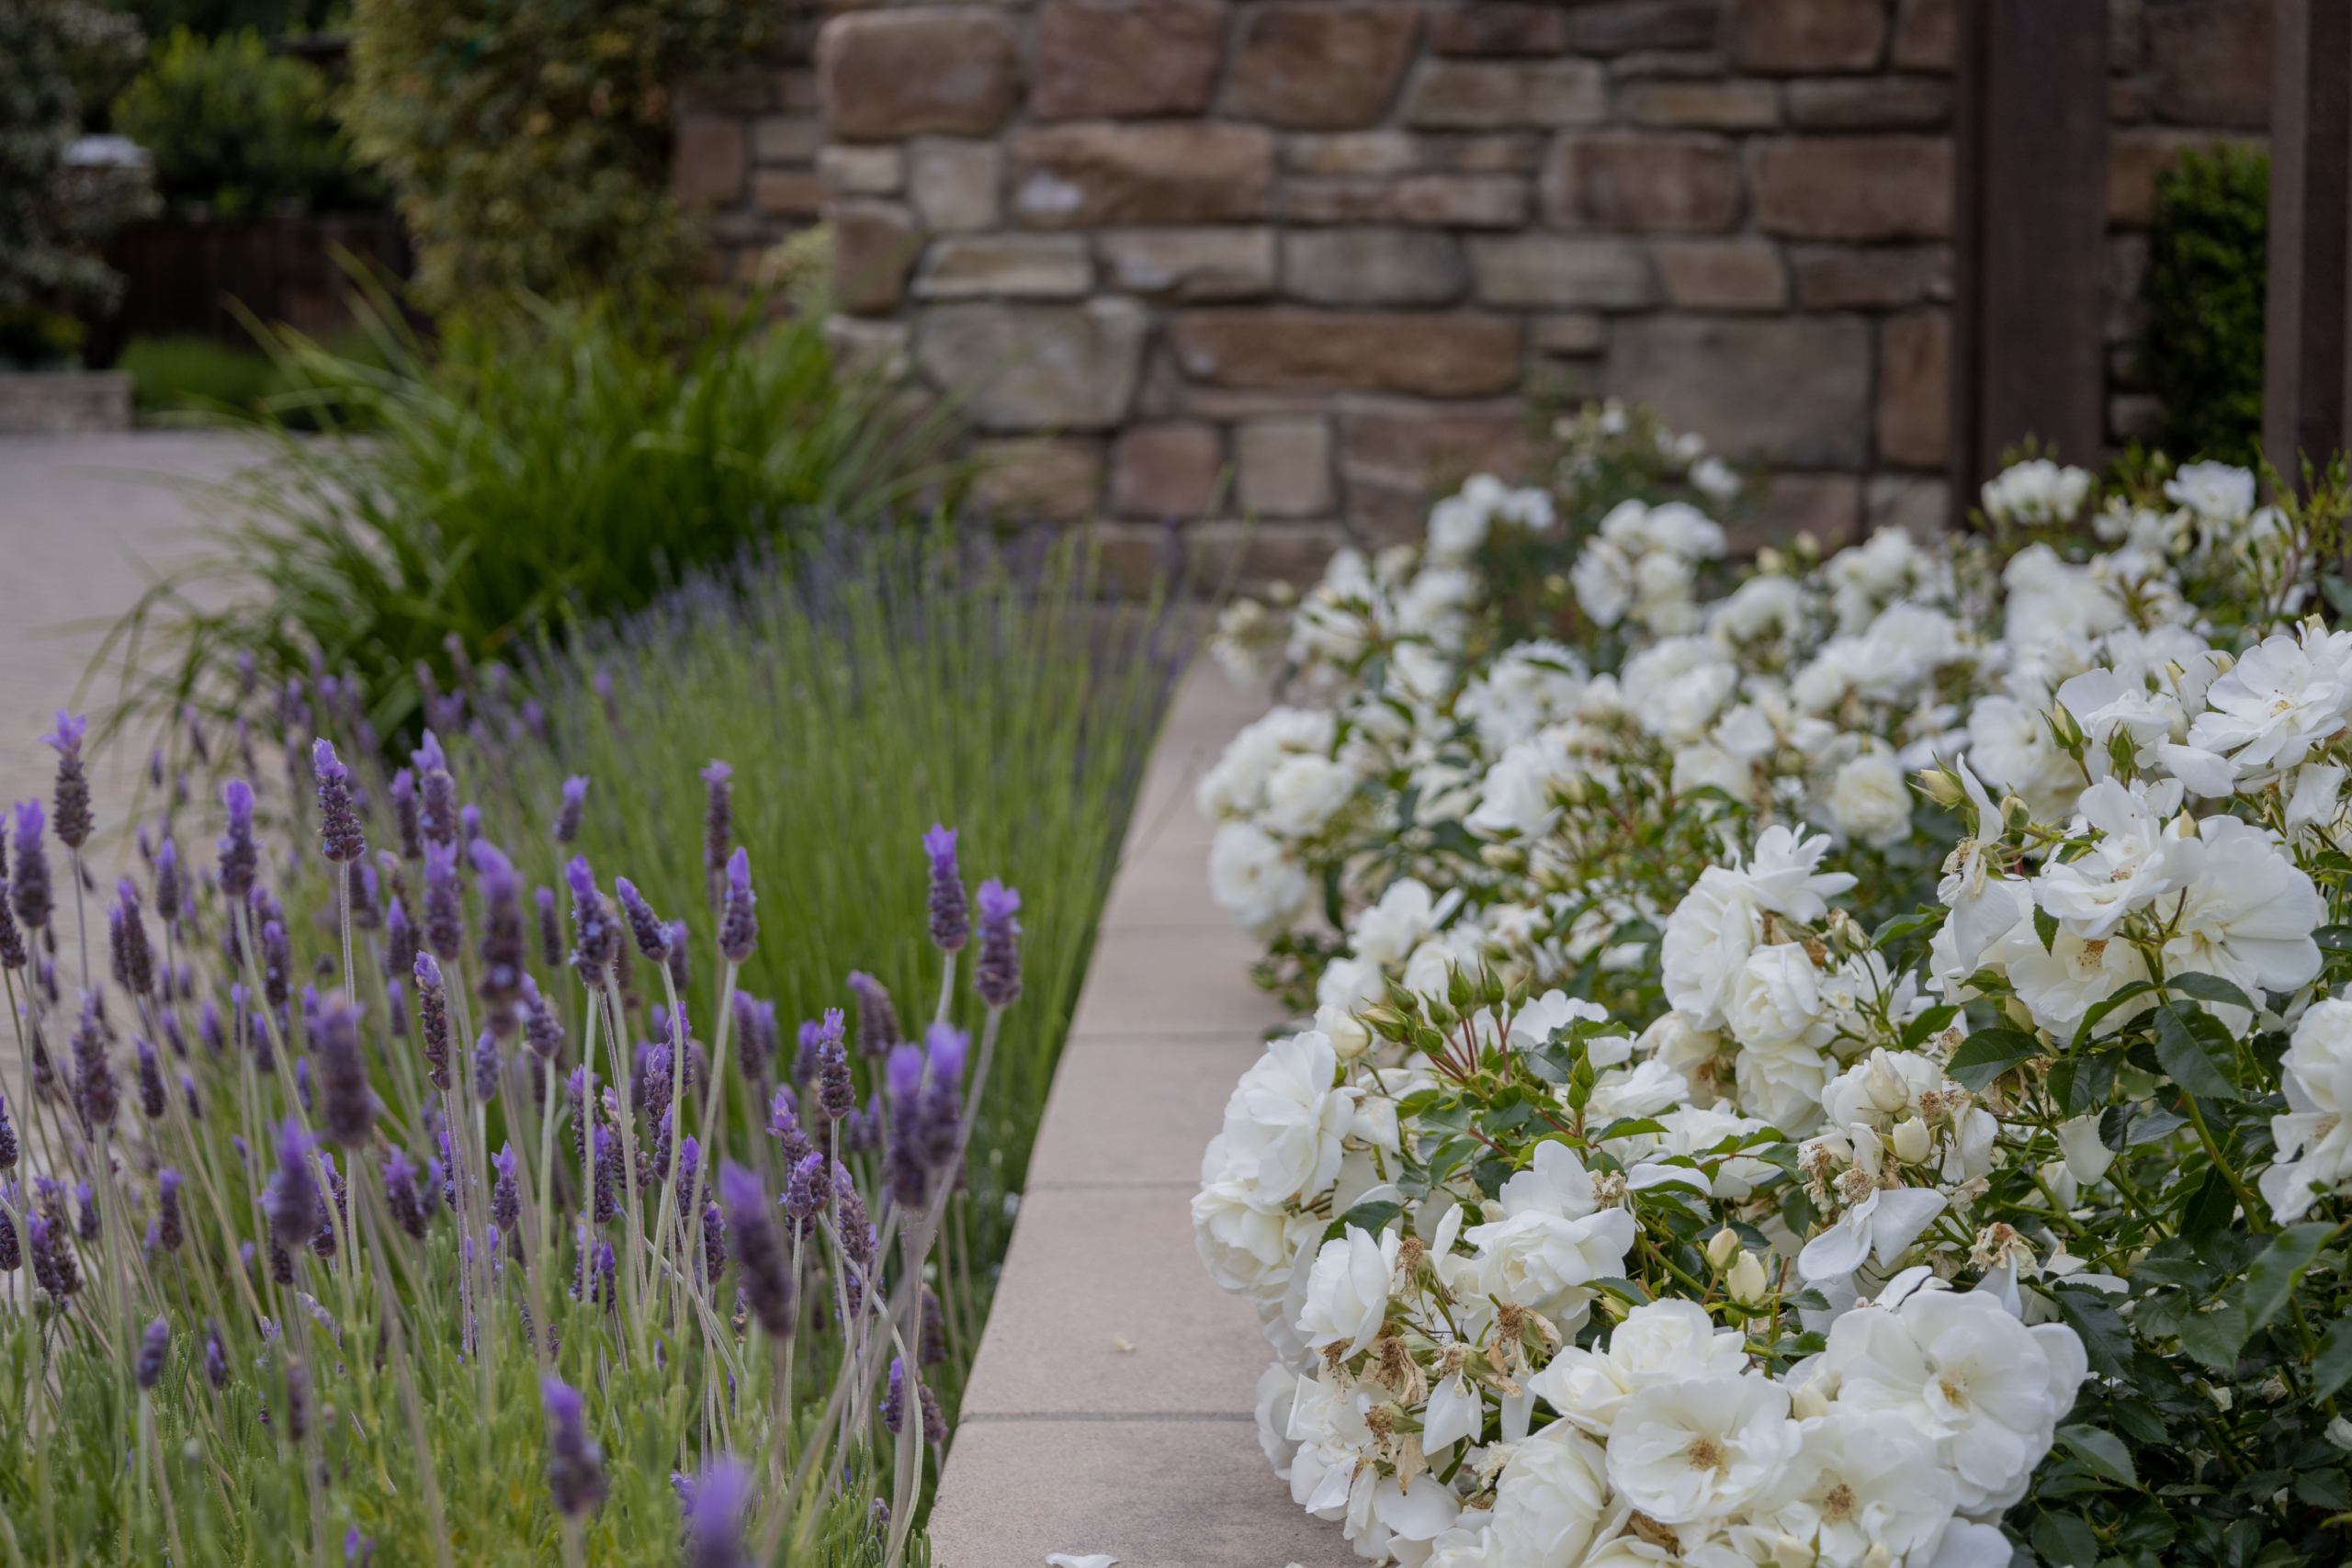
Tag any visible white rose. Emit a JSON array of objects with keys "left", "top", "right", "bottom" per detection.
[
  {"left": 1571, "top": 541, "right": 1635, "bottom": 630},
  {"left": 1488, "top": 1423, "right": 1611, "bottom": 1568},
  {"left": 1261, "top": 752, "right": 1357, "bottom": 838},
  {"left": 2164, "top": 459, "right": 2256, "bottom": 521},
  {"left": 1317, "top": 954, "right": 1385, "bottom": 1013},
  {"left": 1354, "top": 877, "right": 1447, "bottom": 965},
  {"left": 1216, "top": 1031, "right": 1354, "bottom": 1205},
  {"left": 1826, "top": 750, "right": 1914, "bottom": 849},
  {"left": 1725, "top": 944, "right": 1828, "bottom": 1051},
  {"left": 1207, "top": 821, "right": 1312, "bottom": 939},
  {"left": 1756, "top": 1406, "right": 1958, "bottom": 1568},
  {"left": 1732, "top": 1037, "right": 1830, "bottom": 1137},
  {"left": 1464, "top": 1141, "right": 1638, "bottom": 1325},
  {"left": 1298, "top": 1224, "right": 1400, "bottom": 1357},
  {"left": 1255, "top": 1360, "right": 1302, "bottom": 1475},
  {"left": 1193, "top": 1156, "right": 1321, "bottom": 1300},
  {"left": 1529, "top": 1299, "right": 1748, "bottom": 1436},
  {"left": 1606, "top": 1372, "right": 1800, "bottom": 1525},
  {"left": 2160, "top": 814, "right": 2324, "bottom": 1001},
  {"left": 2263, "top": 998, "right": 2352, "bottom": 1222}
]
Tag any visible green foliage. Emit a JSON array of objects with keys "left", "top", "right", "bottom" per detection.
[
  {"left": 2142, "top": 145, "right": 2269, "bottom": 467},
  {"left": 100, "top": 288, "right": 970, "bottom": 744},
  {"left": 0, "top": 0, "right": 156, "bottom": 320},
  {"left": 111, "top": 27, "right": 379, "bottom": 218},
  {"left": 107, "top": 0, "right": 338, "bottom": 39},
  {"left": 342, "top": 0, "right": 776, "bottom": 310},
  {"left": 118, "top": 331, "right": 288, "bottom": 411}
]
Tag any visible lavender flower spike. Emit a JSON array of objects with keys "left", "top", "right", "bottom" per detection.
[
  {"left": 0, "top": 826, "right": 23, "bottom": 970},
  {"left": 814, "top": 1010, "right": 853, "bottom": 1121},
  {"left": 153, "top": 1168, "right": 184, "bottom": 1251},
  {"left": 471, "top": 840, "right": 526, "bottom": 1022},
  {"left": 70, "top": 992, "right": 118, "bottom": 1133},
  {"left": 718, "top": 847, "right": 757, "bottom": 964},
  {"left": 10, "top": 800, "right": 51, "bottom": 931},
  {"left": 700, "top": 761, "right": 733, "bottom": 909},
  {"left": 975, "top": 879, "right": 1023, "bottom": 1009},
  {"left": 422, "top": 840, "right": 465, "bottom": 964},
  {"left": 923, "top": 824, "right": 968, "bottom": 953},
  {"left": 718, "top": 1161, "right": 794, "bottom": 1338},
  {"left": 136, "top": 1318, "right": 169, "bottom": 1390},
  {"left": 554, "top": 776, "right": 588, "bottom": 845},
  {"left": 543, "top": 1376, "right": 610, "bottom": 1517},
  {"left": 218, "top": 781, "right": 258, "bottom": 901},
  {"left": 684, "top": 1456, "right": 752, "bottom": 1568},
  {"left": 472, "top": 1030, "right": 502, "bottom": 1104},
  {"left": 266, "top": 1119, "right": 319, "bottom": 1251},
  {"left": 614, "top": 877, "right": 668, "bottom": 959},
  {"left": 535, "top": 886, "right": 561, "bottom": 968},
  {"left": 0, "top": 1088, "right": 16, "bottom": 1168},
  {"left": 44, "top": 712, "right": 92, "bottom": 852},
  {"left": 414, "top": 952, "right": 451, "bottom": 1092},
  {"left": 565, "top": 855, "right": 618, "bottom": 982},
  {"left": 312, "top": 739, "right": 367, "bottom": 863},
  {"left": 390, "top": 768, "right": 422, "bottom": 861},
  {"left": 153, "top": 837, "right": 182, "bottom": 925},
  {"left": 847, "top": 970, "right": 899, "bottom": 1059},
  {"left": 316, "top": 992, "right": 376, "bottom": 1145}
]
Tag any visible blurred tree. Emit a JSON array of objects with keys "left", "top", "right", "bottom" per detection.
[
  {"left": 2142, "top": 145, "right": 2268, "bottom": 468},
  {"left": 113, "top": 27, "right": 380, "bottom": 217}
]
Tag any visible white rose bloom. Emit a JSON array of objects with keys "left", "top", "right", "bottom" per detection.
[
  {"left": 1318, "top": 954, "right": 1386, "bottom": 1013},
  {"left": 1726, "top": 944, "right": 1830, "bottom": 1051},
  {"left": 1965, "top": 693, "right": 2084, "bottom": 824},
  {"left": 1756, "top": 1407, "right": 1958, "bottom": 1568},
  {"left": 1640, "top": 501, "right": 1729, "bottom": 561},
  {"left": 2184, "top": 623, "right": 2352, "bottom": 782},
  {"left": 1355, "top": 877, "right": 1451, "bottom": 964},
  {"left": 1261, "top": 751, "right": 1358, "bottom": 838},
  {"left": 1796, "top": 1185, "right": 1947, "bottom": 1284},
  {"left": 1217, "top": 1031, "right": 1355, "bottom": 1205},
  {"left": 1605, "top": 1372, "right": 1801, "bottom": 1525},
  {"left": 1690, "top": 454, "right": 1741, "bottom": 502},
  {"left": 1733, "top": 1037, "right": 1831, "bottom": 1138},
  {"left": 1505, "top": 988, "right": 1613, "bottom": 1052},
  {"left": 2159, "top": 815, "right": 2324, "bottom": 1000},
  {"left": 1256, "top": 1359, "right": 1303, "bottom": 1475},
  {"left": 1572, "top": 539, "right": 1637, "bottom": 628},
  {"left": 1423, "top": 1523, "right": 1496, "bottom": 1568},
  {"left": 1981, "top": 460, "right": 2093, "bottom": 526},
  {"left": 2164, "top": 459, "right": 2256, "bottom": 521},
  {"left": 1820, "top": 1048, "right": 1944, "bottom": 1134},
  {"left": 1208, "top": 821, "right": 1314, "bottom": 938},
  {"left": 2263, "top": 998, "right": 2352, "bottom": 1222},
  {"left": 1644, "top": 660, "right": 1740, "bottom": 746},
  {"left": 1983, "top": 905, "right": 2151, "bottom": 1038},
  {"left": 1661, "top": 828, "right": 1854, "bottom": 1031},
  {"left": 1487, "top": 1423, "right": 1611, "bottom": 1568},
  {"left": 1461, "top": 641, "right": 1590, "bottom": 750},
  {"left": 1822, "top": 1286, "right": 2090, "bottom": 1516},
  {"left": 1197, "top": 705, "right": 1339, "bottom": 819},
  {"left": 1588, "top": 1058, "right": 1691, "bottom": 1121},
  {"left": 1299, "top": 1224, "right": 1402, "bottom": 1357},
  {"left": 1428, "top": 491, "right": 1492, "bottom": 563},
  {"left": 1464, "top": 1141, "right": 1639, "bottom": 1326},
  {"left": 2031, "top": 778, "right": 2185, "bottom": 940},
  {"left": 1529, "top": 1299, "right": 1749, "bottom": 1437},
  {"left": 1288, "top": 1367, "right": 1376, "bottom": 1519},
  {"left": 1826, "top": 750, "right": 1915, "bottom": 848},
  {"left": 1194, "top": 1145, "right": 1324, "bottom": 1299},
  {"left": 1468, "top": 730, "right": 1582, "bottom": 839}
]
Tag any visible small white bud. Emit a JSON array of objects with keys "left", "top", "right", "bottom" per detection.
[
  {"left": 1891, "top": 1116, "right": 1932, "bottom": 1165},
  {"left": 1705, "top": 1226, "right": 1740, "bottom": 1271},
  {"left": 1727, "top": 1250, "right": 1769, "bottom": 1306},
  {"left": 1791, "top": 1381, "right": 1831, "bottom": 1422}
]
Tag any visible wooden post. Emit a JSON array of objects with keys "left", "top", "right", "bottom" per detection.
[
  {"left": 2264, "top": 0, "right": 2352, "bottom": 485},
  {"left": 1948, "top": 0, "right": 2110, "bottom": 526}
]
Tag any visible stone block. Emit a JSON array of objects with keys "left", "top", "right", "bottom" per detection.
[
  {"left": 822, "top": 315, "right": 910, "bottom": 379},
  {"left": 1749, "top": 136, "right": 1951, "bottom": 240},
  {"left": 1788, "top": 243, "right": 1939, "bottom": 308},
  {"left": 2110, "top": 79, "right": 2150, "bottom": 126},
  {"left": 818, "top": 10, "right": 1023, "bottom": 142},
  {"left": 1541, "top": 133, "right": 1743, "bottom": 232},
  {"left": 1010, "top": 123, "right": 1275, "bottom": 227},
  {"left": 1098, "top": 228, "right": 1277, "bottom": 300},
  {"left": 831, "top": 201, "right": 924, "bottom": 316},
  {"left": 1785, "top": 76, "right": 1951, "bottom": 130},
  {"left": 1283, "top": 131, "right": 1423, "bottom": 175},
  {"left": 2107, "top": 130, "right": 2253, "bottom": 227},
  {"left": 1235, "top": 416, "right": 1335, "bottom": 517},
  {"left": 908, "top": 139, "right": 1002, "bottom": 231},
  {"left": 1891, "top": 0, "right": 1954, "bottom": 71},
  {"left": 753, "top": 169, "right": 826, "bottom": 217},
  {"left": 1533, "top": 312, "right": 1606, "bottom": 355},
  {"left": 1279, "top": 177, "right": 1397, "bottom": 223},
  {"left": 1653, "top": 238, "right": 1788, "bottom": 310},
  {"left": 1168, "top": 310, "right": 1523, "bottom": 395},
  {"left": 915, "top": 234, "right": 1093, "bottom": 299},
  {"left": 2147, "top": 0, "right": 2271, "bottom": 131},
  {"left": 1611, "top": 314, "right": 1871, "bottom": 468},
  {"left": 1435, "top": 134, "right": 1545, "bottom": 173},
  {"left": 819, "top": 144, "right": 903, "bottom": 197},
  {"left": 0, "top": 370, "right": 130, "bottom": 434},
  {"left": 674, "top": 71, "right": 775, "bottom": 117},
  {"left": 1615, "top": 48, "right": 1735, "bottom": 78},
  {"left": 1031, "top": 0, "right": 1227, "bottom": 119},
  {"left": 1282, "top": 227, "right": 1466, "bottom": 306},
  {"left": 1623, "top": 80, "right": 1783, "bottom": 130},
  {"left": 1086, "top": 520, "right": 1185, "bottom": 593},
  {"left": 1567, "top": 0, "right": 1724, "bottom": 57},
  {"left": 1741, "top": 471, "right": 1863, "bottom": 554},
  {"left": 1223, "top": 4, "right": 1423, "bottom": 130},
  {"left": 1875, "top": 308, "right": 1948, "bottom": 468},
  {"left": 915, "top": 299, "right": 1151, "bottom": 430},
  {"left": 970, "top": 436, "right": 1106, "bottom": 523},
  {"left": 1183, "top": 520, "right": 1351, "bottom": 597},
  {"left": 1468, "top": 234, "right": 1657, "bottom": 308},
  {"left": 1112, "top": 423, "right": 1225, "bottom": 518},
  {"left": 1428, "top": 3, "right": 1567, "bottom": 57},
  {"left": 1400, "top": 58, "right": 1610, "bottom": 129},
  {"left": 752, "top": 116, "right": 823, "bottom": 164},
  {"left": 1724, "top": 0, "right": 1887, "bottom": 73},
  {"left": 778, "top": 68, "right": 819, "bottom": 112},
  {"left": 1869, "top": 472, "right": 1948, "bottom": 541},
  {"left": 1335, "top": 395, "right": 1535, "bottom": 544},
  {"left": 674, "top": 117, "right": 747, "bottom": 207},
  {"left": 2105, "top": 231, "right": 2150, "bottom": 347},
  {"left": 1392, "top": 174, "right": 1531, "bottom": 227}
]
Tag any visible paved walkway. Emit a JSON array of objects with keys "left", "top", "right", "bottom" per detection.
[{"left": 931, "top": 663, "right": 1354, "bottom": 1568}]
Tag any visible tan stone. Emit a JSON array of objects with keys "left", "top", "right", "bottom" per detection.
[
  {"left": 969, "top": 436, "right": 1105, "bottom": 523},
  {"left": 1392, "top": 174, "right": 1531, "bottom": 228},
  {"left": 1611, "top": 315, "right": 1871, "bottom": 468},
  {"left": 1097, "top": 228, "right": 1277, "bottom": 301},
  {"left": 1623, "top": 80, "right": 1784, "bottom": 131},
  {"left": 1283, "top": 130, "right": 1423, "bottom": 175},
  {"left": 1736, "top": 471, "right": 1864, "bottom": 555},
  {"left": 1749, "top": 136, "right": 1951, "bottom": 240},
  {"left": 2147, "top": 0, "right": 2271, "bottom": 131},
  {"left": 1335, "top": 395, "right": 1535, "bottom": 544},
  {"left": 914, "top": 299, "right": 1151, "bottom": 430},
  {"left": 817, "top": 10, "right": 1023, "bottom": 142},
  {"left": 1435, "top": 133, "right": 1545, "bottom": 173},
  {"left": 1653, "top": 238, "right": 1788, "bottom": 310},
  {"left": 673, "top": 117, "right": 747, "bottom": 207},
  {"left": 1009, "top": 123, "right": 1275, "bottom": 227},
  {"left": 1222, "top": 4, "right": 1423, "bottom": 130},
  {"left": 1400, "top": 58, "right": 1610, "bottom": 130},
  {"left": 1568, "top": 0, "right": 1725, "bottom": 57},
  {"left": 821, "top": 315, "right": 909, "bottom": 379},
  {"left": 752, "top": 169, "right": 825, "bottom": 217},
  {"left": 1111, "top": 423, "right": 1224, "bottom": 518},
  {"left": 1428, "top": 3, "right": 1567, "bottom": 57},
  {"left": 1542, "top": 133, "right": 1743, "bottom": 232},
  {"left": 1788, "top": 243, "right": 1942, "bottom": 308},
  {"left": 831, "top": 201, "right": 924, "bottom": 316},
  {"left": 1085, "top": 520, "right": 1183, "bottom": 596},
  {"left": 777, "top": 68, "right": 819, "bottom": 112},
  {"left": 819, "top": 144, "right": 903, "bottom": 197},
  {"left": 1724, "top": 0, "right": 1888, "bottom": 73},
  {"left": 907, "top": 139, "right": 1001, "bottom": 231},
  {"left": 2107, "top": 130, "right": 2256, "bottom": 226},
  {"left": 1891, "top": 0, "right": 1954, "bottom": 71},
  {"left": 914, "top": 234, "right": 1093, "bottom": 299},
  {"left": 1468, "top": 234, "right": 1657, "bottom": 309},
  {"left": 1182, "top": 520, "right": 1351, "bottom": 597},
  {"left": 674, "top": 71, "right": 775, "bottom": 117},
  {"left": 1875, "top": 308, "right": 1948, "bottom": 468},
  {"left": 1533, "top": 312, "right": 1606, "bottom": 355},
  {"left": 1786, "top": 77, "right": 1951, "bottom": 130},
  {"left": 752, "top": 115, "right": 822, "bottom": 164},
  {"left": 1615, "top": 47, "right": 1736, "bottom": 79},
  {"left": 1868, "top": 472, "right": 1949, "bottom": 543},
  {"left": 1281, "top": 227, "right": 1466, "bottom": 306},
  {"left": 1278, "top": 177, "right": 1397, "bottom": 223},
  {"left": 1031, "top": 0, "right": 1227, "bottom": 119},
  {"left": 1168, "top": 310, "right": 1522, "bottom": 395},
  {"left": 1235, "top": 416, "right": 1335, "bottom": 517}
]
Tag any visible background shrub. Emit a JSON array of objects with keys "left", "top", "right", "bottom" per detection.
[{"left": 2141, "top": 144, "right": 2268, "bottom": 467}]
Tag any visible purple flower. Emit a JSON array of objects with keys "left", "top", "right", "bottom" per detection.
[
  {"left": 415, "top": 734, "right": 458, "bottom": 849},
  {"left": 0, "top": 829, "right": 22, "bottom": 970},
  {"left": 700, "top": 761, "right": 733, "bottom": 911},
  {"left": 920, "top": 1285, "right": 946, "bottom": 1366},
  {"left": 217, "top": 781, "right": 257, "bottom": 902},
  {"left": 833, "top": 1162, "right": 875, "bottom": 1279},
  {"left": 0, "top": 1089, "right": 15, "bottom": 1169},
  {"left": 345, "top": 1527, "right": 375, "bottom": 1568},
  {"left": 205, "top": 1321, "right": 229, "bottom": 1387},
  {"left": 718, "top": 848, "right": 757, "bottom": 964},
  {"left": 44, "top": 712, "right": 92, "bottom": 852},
  {"left": 316, "top": 992, "right": 375, "bottom": 1145},
  {"left": 472, "top": 1031, "right": 502, "bottom": 1104},
  {"left": 665, "top": 919, "right": 692, "bottom": 996},
  {"left": 154, "top": 838, "right": 181, "bottom": 925},
  {"left": 732, "top": 991, "right": 776, "bottom": 1083},
  {"left": 543, "top": 1375, "right": 609, "bottom": 1517},
  {"left": 554, "top": 776, "right": 588, "bottom": 845},
  {"left": 460, "top": 805, "right": 481, "bottom": 846},
  {"left": 75, "top": 1179, "right": 99, "bottom": 1240},
  {"left": 791, "top": 1018, "right": 820, "bottom": 1088},
  {"left": 684, "top": 1456, "right": 752, "bottom": 1568},
  {"left": 150, "top": 1168, "right": 185, "bottom": 1251},
  {"left": 783, "top": 1150, "right": 825, "bottom": 1226},
  {"left": 111, "top": 887, "right": 154, "bottom": 998},
  {"left": 312, "top": 739, "right": 367, "bottom": 863},
  {"left": 0, "top": 1207, "right": 18, "bottom": 1273},
  {"left": 846, "top": 971, "right": 899, "bottom": 1059},
  {"left": 522, "top": 975, "right": 564, "bottom": 1061},
  {"left": 423, "top": 840, "right": 465, "bottom": 963},
  {"left": 923, "top": 824, "right": 968, "bottom": 953},
  {"left": 28, "top": 1213, "right": 80, "bottom": 1300},
  {"left": 882, "top": 1357, "right": 906, "bottom": 1435},
  {"left": 492, "top": 1143, "right": 520, "bottom": 1234},
  {"left": 814, "top": 1010, "right": 853, "bottom": 1121},
  {"left": 259, "top": 917, "right": 292, "bottom": 1012},
  {"left": 921, "top": 1381, "right": 946, "bottom": 1445},
  {"left": 70, "top": 993, "right": 118, "bottom": 1133},
  {"left": 266, "top": 1119, "right": 319, "bottom": 1250},
  {"left": 352, "top": 862, "right": 383, "bottom": 931},
  {"left": 11, "top": 800, "right": 51, "bottom": 931},
  {"left": 615, "top": 877, "right": 668, "bottom": 960},
  {"left": 384, "top": 1148, "right": 427, "bottom": 1240},
  {"left": 387, "top": 893, "right": 418, "bottom": 984},
  {"left": 181, "top": 1071, "right": 201, "bottom": 1121},
  {"left": 536, "top": 886, "right": 562, "bottom": 969},
  {"left": 975, "top": 880, "right": 1023, "bottom": 1009},
  {"left": 415, "top": 952, "right": 451, "bottom": 1092},
  {"left": 136, "top": 1317, "right": 169, "bottom": 1390},
  {"left": 390, "top": 769, "right": 423, "bottom": 861},
  {"left": 136, "top": 1037, "right": 165, "bottom": 1121},
  {"left": 565, "top": 856, "right": 618, "bottom": 982},
  {"left": 718, "top": 1161, "right": 794, "bottom": 1338},
  {"left": 286, "top": 1359, "right": 311, "bottom": 1441},
  {"left": 471, "top": 841, "right": 526, "bottom": 1023},
  {"left": 701, "top": 1201, "right": 726, "bottom": 1284}
]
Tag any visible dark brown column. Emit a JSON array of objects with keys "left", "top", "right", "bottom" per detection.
[
  {"left": 2264, "top": 0, "right": 2352, "bottom": 485},
  {"left": 1948, "top": 0, "right": 2110, "bottom": 527}
]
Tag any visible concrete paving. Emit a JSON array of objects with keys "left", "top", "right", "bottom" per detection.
[{"left": 930, "top": 663, "right": 1357, "bottom": 1568}]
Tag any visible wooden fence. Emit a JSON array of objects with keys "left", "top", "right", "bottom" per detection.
[{"left": 89, "top": 210, "right": 410, "bottom": 364}]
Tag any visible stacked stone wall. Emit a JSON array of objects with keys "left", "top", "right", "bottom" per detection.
[{"left": 675, "top": 0, "right": 2269, "bottom": 584}]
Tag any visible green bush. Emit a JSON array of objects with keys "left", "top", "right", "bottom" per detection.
[
  {"left": 111, "top": 26, "right": 378, "bottom": 219},
  {"left": 2142, "top": 144, "right": 2268, "bottom": 466},
  {"left": 118, "top": 332, "right": 286, "bottom": 411},
  {"left": 343, "top": 0, "right": 776, "bottom": 311}
]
